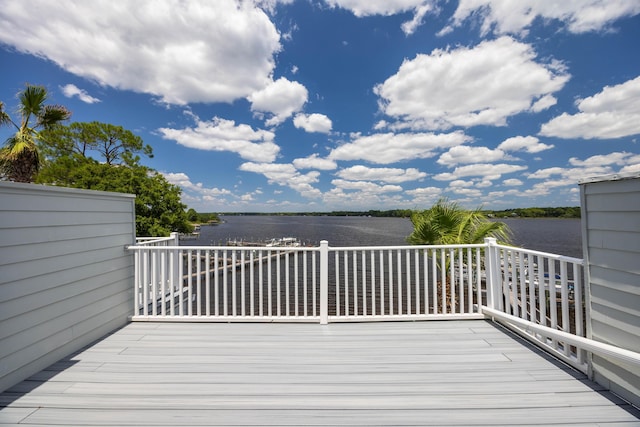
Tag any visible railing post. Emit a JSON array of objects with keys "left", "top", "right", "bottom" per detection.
[
  {"left": 170, "top": 232, "right": 179, "bottom": 246},
  {"left": 319, "top": 240, "right": 329, "bottom": 324},
  {"left": 484, "top": 238, "right": 498, "bottom": 311},
  {"left": 170, "top": 232, "right": 181, "bottom": 296}
]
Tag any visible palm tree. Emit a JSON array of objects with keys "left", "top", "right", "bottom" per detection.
[
  {"left": 407, "top": 198, "right": 512, "bottom": 313},
  {"left": 407, "top": 198, "right": 511, "bottom": 246},
  {"left": 0, "top": 85, "right": 71, "bottom": 182}
]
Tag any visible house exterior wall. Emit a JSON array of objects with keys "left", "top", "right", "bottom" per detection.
[
  {"left": 580, "top": 173, "right": 640, "bottom": 407},
  {"left": 0, "top": 182, "right": 136, "bottom": 392}
]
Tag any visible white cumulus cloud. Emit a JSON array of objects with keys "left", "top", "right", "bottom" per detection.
[
  {"left": 158, "top": 116, "right": 279, "bottom": 163},
  {"left": 497, "top": 136, "right": 554, "bottom": 153},
  {"left": 375, "top": 37, "right": 569, "bottom": 131},
  {"left": 540, "top": 76, "right": 640, "bottom": 139},
  {"left": 60, "top": 84, "right": 100, "bottom": 104},
  {"left": 323, "top": 0, "right": 437, "bottom": 35},
  {"left": 239, "top": 162, "right": 322, "bottom": 198},
  {"left": 293, "top": 113, "right": 333, "bottom": 134},
  {"left": 0, "top": 1, "right": 281, "bottom": 105},
  {"left": 293, "top": 154, "right": 338, "bottom": 170},
  {"left": 437, "top": 145, "right": 507, "bottom": 167},
  {"left": 442, "top": 0, "right": 640, "bottom": 36},
  {"left": 336, "top": 165, "right": 426, "bottom": 183},
  {"left": 434, "top": 163, "right": 527, "bottom": 181},
  {"left": 328, "top": 131, "right": 470, "bottom": 164},
  {"left": 248, "top": 77, "right": 308, "bottom": 126}
]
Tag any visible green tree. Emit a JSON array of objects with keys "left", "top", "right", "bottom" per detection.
[
  {"left": 41, "top": 121, "right": 153, "bottom": 165},
  {"left": 407, "top": 198, "right": 512, "bottom": 246},
  {"left": 37, "top": 122, "right": 190, "bottom": 237},
  {"left": 186, "top": 208, "right": 199, "bottom": 222},
  {"left": 39, "top": 157, "right": 191, "bottom": 236},
  {"left": 0, "top": 85, "right": 71, "bottom": 182}
]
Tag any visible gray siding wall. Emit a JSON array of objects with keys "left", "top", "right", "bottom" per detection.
[
  {"left": 580, "top": 174, "right": 640, "bottom": 407},
  {"left": 0, "top": 182, "right": 136, "bottom": 392}
]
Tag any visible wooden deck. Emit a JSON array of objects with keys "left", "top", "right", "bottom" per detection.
[{"left": 1, "top": 320, "right": 639, "bottom": 426}]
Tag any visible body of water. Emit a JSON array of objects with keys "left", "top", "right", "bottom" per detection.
[{"left": 191, "top": 216, "right": 583, "bottom": 259}]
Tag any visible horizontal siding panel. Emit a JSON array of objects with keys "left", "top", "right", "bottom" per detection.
[
  {"left": 586, "top": 211, "right": 640, "bottom": 232},
  {"left": 0, "top": 256, "right": 132, "bottom": 306},
  {"left": 0, "top": 243, "right": 132, "bottom": 285},
  {"left": 583, "top": 192, "right": 640, "bottom": 211},
  {"left": 0, "top": 182, "right": 135, "bottom": 392},
  {"left": 592, "top": 355, "right": 640, "bottom": 408},
  {"left": 584, "top": 178, "right": 640, "bottom": 195},
  {"left": 586, "top": 246, "right": 640, "bottom": 274},
  {"left": 589, "top": 266, "right": 640, "bottom": 295},
  {"left": 591, "top": 280, "right": 640, "bottom": 308},
  {"left": 0, "top": 266, "right": 132, "bottom": 326},
  {"left": 0, "top": 223, "right": 133, "bottom": 248},
  {"left": 0, "top": 297, "right": 131, "bottom": 391},
  {"left": 0, "top": 286, "right": 132, "bottom": 361},
  {"left": 586, "top": 229, "right": 640, "bottom": 252},
  {"left": 590, "top": 308, "right": 640, "bottom": 352},
  {"left": 0, "top": 187, "right": 134, "bottom": 213},
  {"left": 0, "top": 210, "right": 133, "bottom": 230},
  {"left": 0, "top": 233, "right": 133, "bottom": 266}
]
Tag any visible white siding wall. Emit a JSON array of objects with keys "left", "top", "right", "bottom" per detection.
[
  {"left": 580, "top": 173, "right": 640, "bottom": 407},
  {"left": 0, "top": 182, "right": 136, "bottom": 392}
]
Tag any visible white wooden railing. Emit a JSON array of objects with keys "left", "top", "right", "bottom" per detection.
[{"left": 127, "top": 237, "right": 640, "bottom": 374}]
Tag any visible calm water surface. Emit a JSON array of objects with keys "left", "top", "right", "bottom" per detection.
[{"left": 193, "top": 216, "right": 583, "bottom": 259}]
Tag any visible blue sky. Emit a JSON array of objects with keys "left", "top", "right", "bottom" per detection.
[{"left": 1, "top": 1, "right": 639, "bottom": 212}]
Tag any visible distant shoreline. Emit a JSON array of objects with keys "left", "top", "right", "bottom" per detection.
[{"left": 211, "top": 206, "right": 581, "bottom": 219}]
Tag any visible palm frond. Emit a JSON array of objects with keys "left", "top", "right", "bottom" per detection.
[
  {"left": 19, "top": 85, "right": 47, "bottom": 118},
  {"left": 38, "top": 105, "right": 72, "bottom": 128}
]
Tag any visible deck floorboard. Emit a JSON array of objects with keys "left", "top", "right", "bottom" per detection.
[{"left": 1, "top": 320, "right": 639, "bottom": 426}]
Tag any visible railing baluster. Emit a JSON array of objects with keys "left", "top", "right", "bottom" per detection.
[
  {"left": 223, "top": 249, "right": 228, "bottom": 317},
  {"left": 361, "top": 250, "right": 367, "bottom": 316},
  {"left": 259, "top": 250, "right": 264, "bottom": 317},
  {"left": 335, "top": 251, "right": 341, "bottom": 317},
  {"left": 187, "top": 250, "right": 193, "bottom": 316},
  {"left": 285, "top": 250, "right": 290, "bottom": 316},
  {"left": 573, "top": 262, "right": 585, "bottom": 364},
  {"left": 196, "top": 249, "right": 201, "bottom": 316},
  {"left": 432, "top": 250, "right": 437, "bottom": 314},
  {"left": 353, "top": 250, "right": 358, "bottom": 316},
  {"left": 548, "top": 259, "right": 558, "bottom": 349},
  {"left": 214, "top": 251, "right": 219, "bottom": 317},
  {"left": 388, "top": 250, "right": 394, "bottom": 315},
  {"left": 370, "top": 251, "right": 376, "bottom": 316},
  {"left": 379, "top": 250, "right": 385, "bottom": 315},
  {"left": 249, "top": 250, "right": 254, "bottom": 316},
  {"left": 343, "top": 251, "right": 349, "bottom": 316},
  {"left": 232, "top": 250, "right": 237, "bottom": 317},
  {"left": 276, "top": 250, "right": 281, "bottom": 317},
  {"left": 205, "top": 251, "right": 211, "bottom": 317},
  {"left": 396, "top": 250, "right": 402, "bottom": 315},
  {"left": 241, "top": 250, "right": 246, "bottom": 317},
  {"left": 406, "top": 249, "right": 411, "bottom": 315},
  {"left": 312, "top": 250, "right": 317, "bottom": 317},
  {"left": 423, "top": 249, "right": 429, "bottom": 315},
  {"left": 560, "top": 261, "right": 570, "bottom": 357},
  {"left": 295, "top": 251, "right": 299, "bottom": 317},
  {"left": 414, "top": 249, "right": 420, "bottom": 315}
]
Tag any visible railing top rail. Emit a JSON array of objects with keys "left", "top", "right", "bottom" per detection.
[
  {"left": 134, "top": 236, "right": 176, "bottom": 245},
  {"left": 329, "top": 243, "right": 486, "bottom": 251},
  {"left": 126, "top": 244, "right": 320, "bottom": 251},
  {"left": 492, "top": 243, "right": 584, "bottom": 264},
  {"left": 127, "top": 242, "right": 488, "bottom": 252}
]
